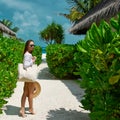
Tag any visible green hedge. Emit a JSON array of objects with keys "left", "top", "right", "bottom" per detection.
[
  {"left": 0, "top": 36, "right": 42, "bottom": 113},
  {"left": 74, "top": 14, "right": 120, "bottom": 120},
  {"left": 33, "top": 45, "right": 42, "bottom": 65},
  {"left": 46, "top": 44, "right": 77, "bottom": 79}
]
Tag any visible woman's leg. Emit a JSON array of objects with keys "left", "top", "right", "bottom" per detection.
[
  {"left": 28, "top": 82, "right": 35, "bottom": 114},
  {"left": 20, "top": 82, "right": 28, "bottom": 117}
]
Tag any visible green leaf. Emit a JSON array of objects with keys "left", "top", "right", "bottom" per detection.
[
  {"left": 110, "top": 18, "right": 119, "bottom": 31},
  {"left": 77, "top": 44, "right": 87, "bottom": 53},
  {"left": 109, "top": 75, "right": 120, "bottom": 85},
  {"left": 91, "top": 23, "right": 102, "bottom": 44}
]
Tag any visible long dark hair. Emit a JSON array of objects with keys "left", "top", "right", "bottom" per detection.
[{"left": 23, "top": 40, "right": 34, "bottom": 54}]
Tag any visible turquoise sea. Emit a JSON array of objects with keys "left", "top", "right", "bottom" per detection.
[{"left": 42, "top": 47, "right": 46, "bottom": 53}]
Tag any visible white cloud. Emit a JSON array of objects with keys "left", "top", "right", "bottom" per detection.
[
  {"left": 0, "top": 0, "right": 32, "bottom": 11},
  {"left": 46, "top": 16, "right": 53, "bottom": 22},
  {"left": 0, "top": 0, "right": 81, "bottom": 45},
  {"left": 14, "top": 11, "right": 40, "bottom": 26},
  {"left": 13, "top": 11, "right": 41, "bottom": 40}
]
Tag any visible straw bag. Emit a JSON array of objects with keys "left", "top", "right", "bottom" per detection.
[{"left": 18, "top": 63, "right": 38, "bottom": 82}]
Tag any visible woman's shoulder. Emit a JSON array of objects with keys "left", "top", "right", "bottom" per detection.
[{"left": 24, "top": 51, "right": 32, "bottom": 56}]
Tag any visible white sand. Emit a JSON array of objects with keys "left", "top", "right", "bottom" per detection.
[{"left": 0, "top": 54, "right": 90, "bottom": 120}]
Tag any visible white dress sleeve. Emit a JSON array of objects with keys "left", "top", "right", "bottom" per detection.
[{"left": 23, "top": 52, "right": 33, "bottom": 69}]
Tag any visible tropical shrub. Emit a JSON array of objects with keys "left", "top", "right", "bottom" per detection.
[
  {"left": 0, "top": 36, "right": 42, "bottom": 113},
  {"left": 0, "top": 37, "right": 23, "bottom": 113},
  {"left": 74, "top": 14, "right": 120, "bottom": 120},
  {"left": 46, "top": 44, "right": 77, "bottom": 79},
  {"left": 33, "top": 45, "right": 42, "bottom": 65}
]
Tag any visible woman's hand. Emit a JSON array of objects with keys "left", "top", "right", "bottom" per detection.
[{"left": 32, "top": 56, "right": 37, "bottom": 63}]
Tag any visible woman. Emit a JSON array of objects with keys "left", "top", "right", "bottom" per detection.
[{"left": 20, "top": 40, "right": 36, "bottom": 117}]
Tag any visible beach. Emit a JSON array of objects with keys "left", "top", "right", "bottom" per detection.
[{"left": 0, "top": 54, "right": 90, "bottom": 120}]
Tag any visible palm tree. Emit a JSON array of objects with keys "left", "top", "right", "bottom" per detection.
[
  {"left": 39, "top": 22, "right": 64, "bottom": 44},
  {"left": 60, "top": 0, "right": 101, "bottom": 22},
  {"left": 1, "top": 19, "right": 19, "bottom": 33}
]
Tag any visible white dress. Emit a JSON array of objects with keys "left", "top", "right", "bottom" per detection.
[
  {"left": 18, "top": 51, "right": 38, "bottom": 82},
  {"left": 23, "top": 51, "right": 33, "bottom": 69}
]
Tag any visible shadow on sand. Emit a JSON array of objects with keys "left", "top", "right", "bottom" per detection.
[
  {"left": 46, "top": 108, "right": 90, "bottom": 120},
  {"left": 38, "top": 61, "right": 90, "bottom": 119},
  {"left": 4, "top": 105, "right": 30, "bottom": 116},
  {"left": 61, "top": 80, "right": 85, "bottom": 102},
  {"left": 37, "top": 66, "right": 57, "bottom": 80},
  {"left": 4, "top": 105, "right": 20, "bottom": 115},
  {"left": 38, "top": 62, "right": 85, "bottom": 102}
]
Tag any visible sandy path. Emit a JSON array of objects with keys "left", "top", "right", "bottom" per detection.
[{"left": 0, "top": 54, "right": 90, "bottom": 120}]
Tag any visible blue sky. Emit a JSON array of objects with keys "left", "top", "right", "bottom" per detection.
[{"left": 0, "top": 0, "right": 84, "bottom": 47}]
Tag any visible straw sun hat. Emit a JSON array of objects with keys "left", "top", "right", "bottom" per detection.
[{"left": 33, "top": 81, "right": 41, "bottom": 98}]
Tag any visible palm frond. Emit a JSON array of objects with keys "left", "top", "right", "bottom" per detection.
[{"left": 69, "top": 0, "right": 120, "bottom": 34}]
